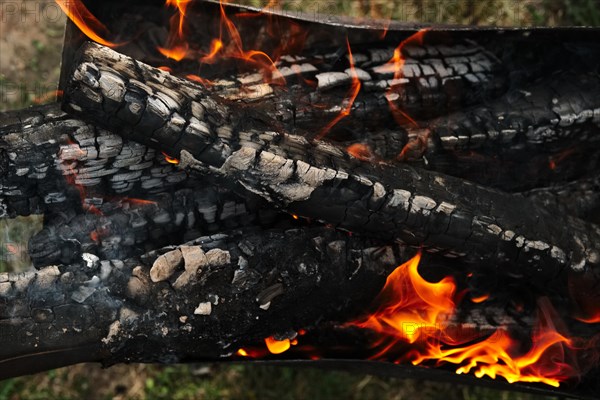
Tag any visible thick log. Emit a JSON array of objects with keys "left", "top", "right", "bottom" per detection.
[
  {"left": 213, "top": 41, "right": 507, "bottom": 131},
  {"left": 0, "top": 104, "right": 187, "bottom": 218},
  {"left": 63, "top": 42, "right": 600, "bottom": 283},
  {"left": 522, "top": 173, "right": 600, "bottom": 223},
  {"left": 351, "top": 125, "right": 600, "bottom": 192},
  {"left": 0, "top": 104, "right": 288, "bottom": 268},
  {"left": 421, "top": 71, "right": 600, "bottom": 152},
  {"left": 28, "top": 186, "right": 279, "bottom": 268},
  {"left": 0, "top": 227, "right": 413, "bottom": 379}
]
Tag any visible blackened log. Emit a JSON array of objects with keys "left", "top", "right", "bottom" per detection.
[
  {"left": 523, "top": 174, "right": 600, "bottom": 223},
  {"left": 422, "top": 71, "right": 600, "bottom": 152},
  {"left": 213, "top": 41, "right": 506, "bottom": 131},
  {"left": 0, "top": 104, "right": 284, "bottom": 268},
  {"left": 349, "top": 127, "right": 600, "bottom": 192},
  {"left": 63, "top": 42, "right": 600, "bottom": 282},
  {"left": 0, "top": 227, "right": 413, "bottom": 379},
  {"left": 0, "top": 104, "right": 200, "bottom": 218},
  {"left": 28, "top": 187, "right": 279, "bottom": 268}
]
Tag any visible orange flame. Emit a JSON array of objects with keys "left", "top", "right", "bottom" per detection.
[
  {"left": 265, "top": 336, "right": 291, "bottom": 354},
  {"left": 348, "top": 252, "right": 581, "bottom": 387},
  {"left": 162, "top": 152, "right": 180, "bottom": 164},
  {"left": 186, "top": 74, "right": 214, "bottom": 88},
  {"left": 158, "top": 0, "right": 191, "bottom": 60},
  {"left": 385, "top": 29, "right": 428, "bottom": 129},
  {"left": 204, "top": 1, "right": 285, "bottom": 85},
  {"left": 200, "top": 39, "right": 224, "bottom": 64},
  {"left": 316, "top": 39, "right": 361, "bottom": 140},
  {"left": 55, "top": 0, "right": 122, "bottom": 47},
  {"left": 158, "top": 46, "right": 188, "bottom": 62},
  {"left": 569, "top": 271, "right": 600, "bottom": 323},
  {"left": 470, "top": 294, "right": 490, "bottom": 304},
  {"left": 33, "top": 90, "right": 63, "bottom": 105}
]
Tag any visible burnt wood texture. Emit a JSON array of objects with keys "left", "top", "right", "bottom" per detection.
[
  {"left": 62, "top": 43, "right": 600, "bottom": 283},
  {"left": 0, "top": 227, "right": 413, "bottom": 379},
  {"left": 0, "top": 1, "right": 599, "bottom": 394}
]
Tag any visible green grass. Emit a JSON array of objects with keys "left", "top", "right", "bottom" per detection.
[{"left": 0, "top": 364, "right": 563, "bottom": 400}]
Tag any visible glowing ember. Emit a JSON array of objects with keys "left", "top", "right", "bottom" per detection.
[
  {"left": 59, "top": 140, "right": 104, "bottom": 215},
  {"left": 162, "top": 152, "right": 180, "bottom": 164},
  {"left": 123, "top": 198, "right": 158, "bottom": 207},
  {"left": 470, "top": 294, "right": 490, "bottom": 304},
  {"left": 265, "top": 336, "right": 292, "bottom": 354},
  {"left": 55, "top": 0, "right": 121, "bottom": 47},
  {"left": 346, "top": 143, "right": 375, "bottom": 162},
  {"left": 549, "top": 148, "right": 575, "bottom": 170}
]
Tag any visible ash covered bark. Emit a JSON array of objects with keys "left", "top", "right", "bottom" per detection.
[
  {"left": 422, "top": 71, "right": 600, "bottom": 152},
  {"left": 28, "top": 186, "right": 278, "bottom": 268},
  {"left": 64, "top": 42, "right": 600, "bottom": 282},
  {"left": 0, "top": 104, "right": 187, "bottom": 218},
  {"left": 213, "top": 41, "right": 506, "bottom": 131},
  {"left": 0, "top": 227, "right": 413, "bottom": 379},
  {"left": 0, "top": 104, "right": 286, "bottom": 268}
]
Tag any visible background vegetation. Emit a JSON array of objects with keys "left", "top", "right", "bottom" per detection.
[{"left": 1, "top": 0, "right": 599, "bottom": 398}]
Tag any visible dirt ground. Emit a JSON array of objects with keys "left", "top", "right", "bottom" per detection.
[{"left": 0, "top": 0, "right": 65, "bottom": 111}]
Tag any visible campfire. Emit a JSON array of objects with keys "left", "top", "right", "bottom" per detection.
[{"left": 1, "top": 0, "right": 600, "bottom": 398}]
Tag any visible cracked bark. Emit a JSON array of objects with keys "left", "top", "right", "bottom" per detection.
[
  {"left": 63, "top": 42, "right": 600, "bottom": 283},
  {"left": 0, "top": 105, "right": 283, "bottom": 268},
  {"left": 0, "top": 104, "right": 188, "bottom": 218},
  {"left": 211, "top": 41, "right": 507, "bottom": 132},
  {"left": 0, "top": 227, "right": 417, "bottom": 379}
]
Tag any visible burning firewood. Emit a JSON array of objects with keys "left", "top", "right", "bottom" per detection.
[
  {"left": 1, "top": 0, "right": 600, "bottom": 396},
  {"left": 0, "top": 227, "right": 415, "bottom": 379},
  {"left": 63, "top": 42, "right": 600, "bottom": 284}
]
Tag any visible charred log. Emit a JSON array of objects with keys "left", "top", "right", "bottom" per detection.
[
  {"left": 28, "top": 187, "right": 280, "bottom": 268},
  {"left": 422, "top": 71, "right": 600, "bottom": 152},
  {"left": 0, "top": 227, "right": 414, "bottom": 379},
  {"left": 523, "top": 173, "right": 600, "bottom": 223},
  {"left": 213, "top": 41, "right": 507, "bottom": 131},
  {"left": 63, "top": 42, "right": 600, "bottom": 283},
  {"left": 0, "top": 104, "right": 188, "bottom": 218},
  {"left": 342, "top": 70, "right": 600, "bottom": 191}
]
